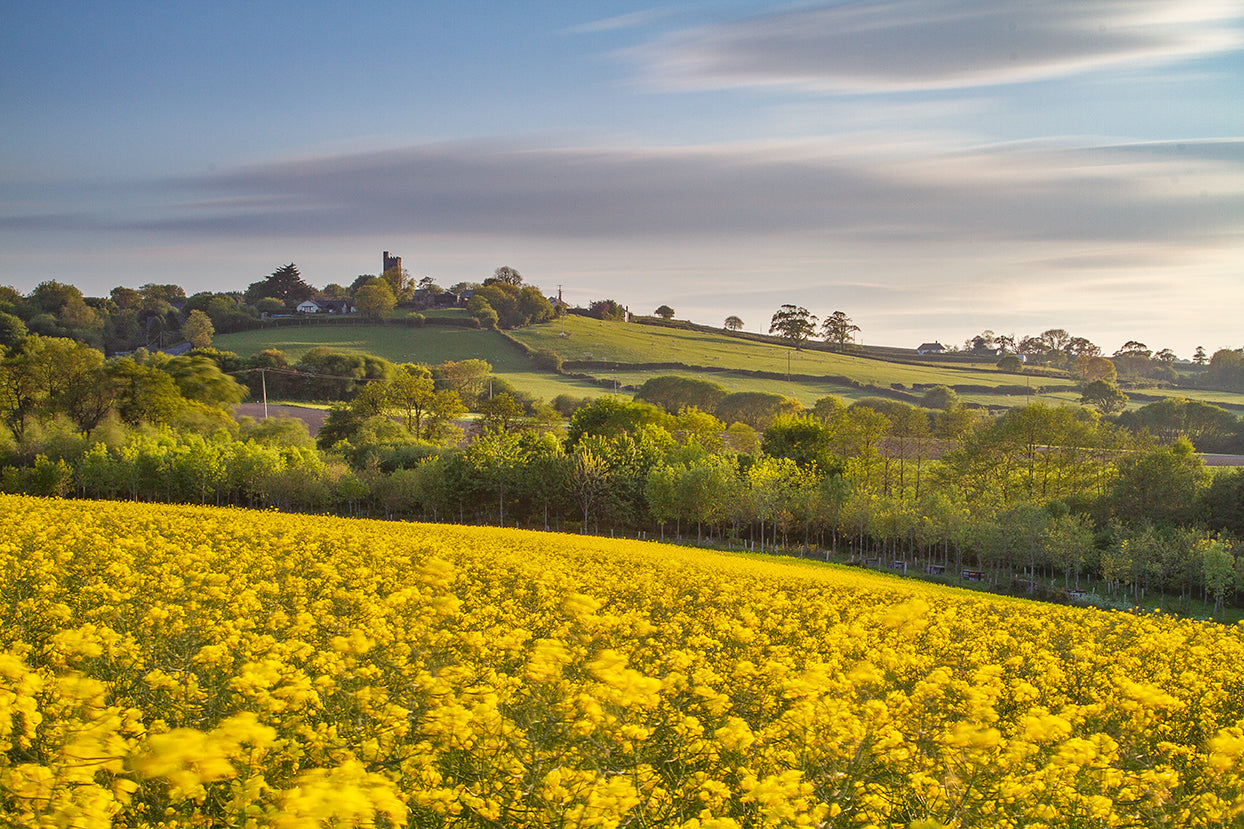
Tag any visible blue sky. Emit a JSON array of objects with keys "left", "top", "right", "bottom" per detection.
[{"left": 3, "top": 0, "right": 1242, "bottom": 357}]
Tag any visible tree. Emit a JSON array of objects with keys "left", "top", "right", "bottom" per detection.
[
  {"left": 383, "top": 368, "right": 436, "bottom": 433},
  {"left": 769, "top": 305, "right": 817, "bottom": 349},
  {"left": 245, "top": 264, "right": 314, "bottom": 308},
  {"left": 821, "top": 311, "right": 860, "bottom": 350},
  {"left": 634, "top": 376, "right": 728, "bottom": 414},
  {"left": 762, "top": 415, "right": 838, "bottom": 473},
  {"left": 1073, "top": 355, "right": 1117, "bottom": 383},
  {"left": 354, "top": 280, "right": 396, "bottom": 320},
  {"left": 183, "top": 309, "right": 214, "bottom": 349},
  {"left": 1202, "top": 539, "right": 1235, "bottom": 619},
  {"left": 653, "top": 305, "right": 675, "bottom": 320},
  {"left": 435, "top": 359, "right": 492, "bottom": 408},
  {"left": 479, "top": 393, "right": 525, "bottom": 433},
  {"left": 996, "top": 354, "right": 1023, "bottom": 372},
  {"left": 1065, "top": 336, "right": 1100, "bottom": 359},
  {"left": 471, "top": 282, "right": 553, "bottom": 328},
  {"left": 467, "top": 294, "right": 499, "bottom": 329},
  {"left": 723, "top": 316, "right": 744, "bottom": 331},
  {"left": 380, "top": 266, "right": 412, "bottom": 300},
  {"left": 588, "top": 299, "right": 626, "bottom": 321},
  {"left": 569, "top": 447, "right": 611, "bottom": 532},
  {"left": 0, "top": 312, "right": 27, "bottom": 348},
  {"left": 922, "top": 385, "right": 959, "bottom": 410},
  {"left": 490, "top": 266, "right": 523, "bottom": 286},
  {"left": 715, "top": 391, "right": 801, "bottom": 431},
  {"left": 1042, "top": 329, "right": 1072, "bottom": 353},
  {"left": 1206, "top": 349, "right": 1244, "bottom": 391},
  {"left": 1080, "top": 380, "right": 1128, "bottom": 415},
  {"left": 967, "top": 330, "right": 997, "bottom": 354},
  {"left": 1194, "top": 346, "right": 1208, "bottom": 366},
  {"left": 1109, "top": 437, "right": 1208, "bottom": 527},
  {"left": 1114, "top": 341, "right": 1152, "bottom": 359}
]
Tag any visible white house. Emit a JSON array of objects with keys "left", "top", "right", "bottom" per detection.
[
  {"left": 297, "top": 299, "right": 355, "bottom": 314},
  {"left": 916, "top": 342, "right": 946, "bottom": 355}
]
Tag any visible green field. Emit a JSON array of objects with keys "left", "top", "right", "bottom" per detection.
[
  {"left": 511, "top": 316, "right": 1049, "bottom": 388},
  {"left": 213, "top": 324, "right": 608, "bottom": 402},
  {"left": 215, "top": 323, "right": 516, "bottom": 366},
  {"left": 214, "top": 317, "right": 1244, "bottom": 413}
]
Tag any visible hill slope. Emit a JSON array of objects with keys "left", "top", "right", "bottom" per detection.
[{"left": 215, "top": 316, "right": 1244, "bottom": 411}]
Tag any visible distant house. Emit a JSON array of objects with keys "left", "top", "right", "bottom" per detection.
[
  {"left": 297, "top": 299, "right": 355, "bottom": 314},
  {"left": 412, "top": 288, "right": 458, "bottom": 310},
  {"left": 916, "top": 342, "right": 946, "bottom": 355}
]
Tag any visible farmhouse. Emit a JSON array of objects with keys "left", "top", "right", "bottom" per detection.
[
  {"left": 296, "top": 299, "right": 354, "bottom": 314},
  {"left": 916, "top": 342, "right": 946, "bottom": 355}
]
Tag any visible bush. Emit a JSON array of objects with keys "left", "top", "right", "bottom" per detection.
[{"left": 532, "top": 348, "right": 563, "bottom": 372}]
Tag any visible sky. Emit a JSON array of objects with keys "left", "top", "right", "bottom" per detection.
[{"left": 2, "top": 0, "right": 1242, "bottom": 358}]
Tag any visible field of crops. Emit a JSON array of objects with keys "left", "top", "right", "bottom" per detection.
[{"left": 8, "top": 495, "right": 1244, "bottom": 827}]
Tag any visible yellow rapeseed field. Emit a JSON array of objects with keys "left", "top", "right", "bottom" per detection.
[{"left": 4, "top": 494, "right": 1244, "bottom": 828}]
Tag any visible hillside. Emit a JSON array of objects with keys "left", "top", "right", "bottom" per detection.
[{"left": 215, "top": 316, "right": 1244, "bottom": 412}]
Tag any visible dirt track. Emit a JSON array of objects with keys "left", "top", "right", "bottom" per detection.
[{"left": 235, "top": 404, "right": 329, "bottom": 435}]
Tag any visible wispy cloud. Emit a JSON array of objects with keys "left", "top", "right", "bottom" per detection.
[
  {"left": 562, "top": 9, "right": 668, "bottom": 35},
  {"left": 636, "top": 0, "right": 1244, "bottom": 93},
  {"left": 108, "top": 136, "right": 1242, "bottom": 253}
]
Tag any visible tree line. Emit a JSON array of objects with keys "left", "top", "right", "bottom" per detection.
[{"left": 4, "top": 320, "right": 1244, "bottom": 614}]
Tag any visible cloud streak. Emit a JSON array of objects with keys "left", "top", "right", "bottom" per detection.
[
  {"left": 110, "top": 137, "right": 1242, "bottom": 256},
  {"left": 638, "top": 0, "right": 1243, "bottom": 93}
]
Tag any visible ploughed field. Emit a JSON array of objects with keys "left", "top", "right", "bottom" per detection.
[{"left": 4, "top": 495, "right": 1244, "bottom": 827}]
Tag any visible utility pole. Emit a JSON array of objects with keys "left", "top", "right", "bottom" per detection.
[
  {"left": 558, "top": 284, "right": 566, "bottom": 336},
  {"left": 261, "top": 368, "right": 269, "bottom": 419}
]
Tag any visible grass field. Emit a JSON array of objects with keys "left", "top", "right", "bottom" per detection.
[
  {"left": 214, "top": 324, "right": 608, "bottom": 402},
  {"left": 510, "top": 317, "right": 1049, "bottom": 389},
  {"left": 214, "top": 317, "right": 1244, "bottom": 413}
]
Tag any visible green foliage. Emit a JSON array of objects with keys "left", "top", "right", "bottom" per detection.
[
  {"left": 587, "top": 299, "right": 626, "bottom": 321},
  {"left": 633, "top": 375, "right": 728, "bottom": 414},
  {"left": 433, "top": 359, "right": 492, "bottom": 408},
  {"left": 298, "top": 348, "right": 396, "bottom": 400},
  {"left": 245, "top": 263, "right": 314, "bottom": 308},
  {"left": 183, "top": 309, "right": 215, "bottom": 348},
  {"left": 565, "top": 396, "right": 670, "bottom": 448},
  {"left": 471, "top": 282, "right": 554, "bottom": 329},
  {"left": 1109, "top": 438, "right": 1209, "bottom": 527},
  {"left": 353, "top": 280, "right": 396, "bottom": 319},
  {"left": 1080, "top": 379, "right": 1128, "bottom": 414},
  {"left": 715, "top": 391, "right": 802, "bottom": 430},
  {"left": 820, "top": 310, "right": 859, "bottom": 350},
  {"left": 531, "top": 347, "right": 563, "bottom": 372},
  {"left": 1206, "top": 349, "right": 1244, "bottom": 392},
  {"left": 467, "top": 294, "right": 499, "bottom": 329},
  {"left": 762, "top": 416, "right": 840, "bottom": 474},
  {"left": 921, "top": 385, "right": 959, "bottom": 410},
  {"left": 1116, "top": 397, "right": 1241, "bottom": 453},
  {"left": 768, "top": 304, "right": 817, "bottom": 349}
]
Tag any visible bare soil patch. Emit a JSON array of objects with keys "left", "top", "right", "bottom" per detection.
[{"left": 235, "top": 404, "right": 329, "bottom": 435}]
